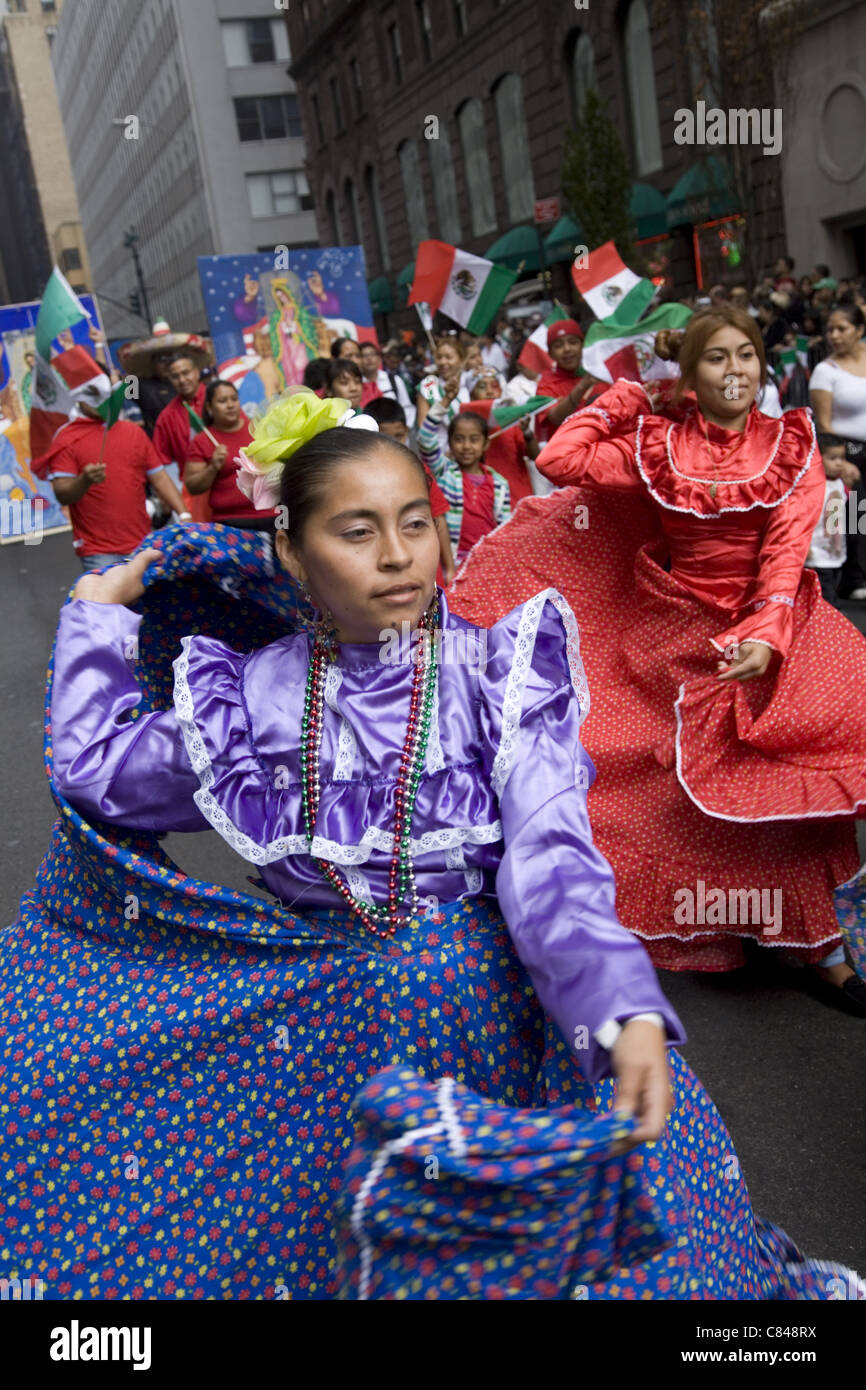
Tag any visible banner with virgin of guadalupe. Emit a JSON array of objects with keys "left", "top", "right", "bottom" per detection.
[{"left": 197, "top": 248, "right": 377, "bottom": 410}]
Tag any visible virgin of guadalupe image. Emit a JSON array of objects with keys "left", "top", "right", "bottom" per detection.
[{"left": 268, "top": 277, "right": 318, "bottom": 387}]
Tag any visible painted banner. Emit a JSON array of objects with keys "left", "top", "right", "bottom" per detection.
[
  {"left": 0, "top": 296, "right": 102, "bottom": 543},
  {"left": 197, "top": 248, "right": 376, "bottom": 409}
]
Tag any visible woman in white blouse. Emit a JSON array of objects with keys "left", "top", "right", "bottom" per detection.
[{"left": 810, "top": 302, "right": 866, "bottom": 598}]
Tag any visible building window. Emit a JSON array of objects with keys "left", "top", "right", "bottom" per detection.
[
  {"left": 623, "top": 0, "right": 663, "bottom": 174},
  {"left": 325, "top": 189, "right": 341, "bottom": 245},
  {"left": 364, "top": 165, "right": 391, "bottom": 270},
  {"left": 344, "top": 178, "right": 362, "bottom": 246},
  {"left": 246, "top": 170, "right": 313, "bottom": 218},
  {"left": 311, "top": 92, "right": 325, "bottom": 146},
  {"left": 571, "top": 33, "right": 595, "bottom": 119},
  {"left": 59, "top": 246, "right": 82, "bottom": 272},
  {"left": 221, "top": 18, "right": 290, "bottom": 67},
  {"left": 427, "top": 120, "right": 462, "bottom": 244},
  {"left": 41, "top": 0, "right": 57, "bottom": 11},
  {"left": 388, "top": 22, "right": 403, "bottom": 85},
  {"left": 416, "top": 0, "right": 433, "bottom": 62},
  {"left": 329, "top": 76, "right": 345, "bottom": 133},
  {"left": 454, "top": 0, "right": 468, "bottom": 36},
  {"left": 349, "top": 58, "right": 364, "bottom": 116},
  {"left": 398, "top": 140, "right": 429, "bottom": 248},
  {"left": 493, "top": 74, "right": 535, "bottom": 223},
  {"left": 457, "top": 98, "right": 497, "bottom": 236},
  {"left": 234, "top": 95, "right": 303, "bottom": 142}
]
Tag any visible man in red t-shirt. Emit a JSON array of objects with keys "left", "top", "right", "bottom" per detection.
[
  {"left": 153, "top": 354, "right": 209, "bottom": 519},
  {"left": 46, "top": 405, "right": 187, "bottom": 570},
  {"left": 536, "top": 319, "right": 606, "bottom": 439}
]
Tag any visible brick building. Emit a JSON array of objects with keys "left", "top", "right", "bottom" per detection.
[{"left": 286, "top": 0, "right": 790, "bottom": 334}]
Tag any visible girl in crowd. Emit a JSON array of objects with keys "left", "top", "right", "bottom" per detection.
[
  {"left": 463, "top": 372, "right": 540, "bottom": 505},
  {"left": 448, "top": 307, "right": 866, "bottom": 1005},
  {"left": 417, "top": 381, "right": 511, "bottom": 569},
  {"left": 415, "top": 334, "right": 471, "bottom": 448},
  {"left": 3, "top": 391, "right": 859, "bottom": 1301},
  {"left": 809, "top": 301, "right": 866, "bottom": 598},
  {"left": 184, "top": 379, "right": 274, "bottom": 526},
  {"left": 326, "top": 356, "right": 367, "bottom": 412}
]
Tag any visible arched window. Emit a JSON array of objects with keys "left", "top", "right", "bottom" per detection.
[
  {"left": 398, "top": 139, "right": 430, "bottom": 248},
  {"left": 344, "top": 178, "right": 361, "bottom": 246},
  {"left": 457, "top": 99, "right": 496, "bottom": 236},
  {"left": 426, "top": 119, "right": 461, "bottom": 244},
  {"left": 493, "top": 74, "right": 535, "bottom": 224},
  {"left": 571, "top": 33, "right": 595, "bottom": 119},
  {"left": 364, "top": 165, "right": 390, "bottom": 270},
  {"left": 623, "top": 0, "right": 663, "bottom": 174},
  {"left": 324, "top": 188, "right": 341, "bottom": 245}
]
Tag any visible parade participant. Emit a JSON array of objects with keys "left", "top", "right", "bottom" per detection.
[
  {"left": 360, "top": 340, "right": 416, "bottom": 426},
  {"left": 119, "top": 321, "right": 214, "bottom": 437},
  {"left": 418, "top": 381, "right": 510, "bottom": 569},
  {"left": 38, "top": 348, "right": 189, "bottom": 570},
  {"left": 804, "top": 433, "right": 859, "bottom": 606},
  {"left": 152, "top": 352, "right": 211, "bottom": 522},
  {"left": 809, "top": 302, "right": 866, "bottom": 598},
  {"left": 3, "top": 391, "right": 862, "bottom": 1302},
  {"left": 184, "top": 380, "right": 274, "bottom": 526},
  {"left": 415, "top": 335, "right": 471, "bottom": 447},
  {"left": 536, "top": 319, "right": 606, "bottom": 436},
  {"left": 364, "top": 394, "right": 455, "bottom": 584},
  {"left": 326, "top": 356, "right": 368, "bottom": 411},
  {"left": 329, "top": 336, "right": 362, "bottom": 365},
  {"left": 463, "top": 375, "right": 538, "bottom": 505},
  {"left": 448, "top": 306, "right": 866, "bottom": 1001}
]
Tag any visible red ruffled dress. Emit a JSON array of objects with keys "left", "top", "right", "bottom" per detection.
[{"left": 448, "top": 379, "right": 866, "bottom": 971}]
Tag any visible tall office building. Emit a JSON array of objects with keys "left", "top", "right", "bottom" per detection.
[
  {"left": 51, "top": 0, "right": 316, "bottom": 338},
  {"left": 0, "top": 0, "right": 90, "bottom": 304}
]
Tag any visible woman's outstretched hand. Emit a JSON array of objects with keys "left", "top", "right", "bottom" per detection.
[
  {"left": 73, "top": 547, "right": 161, "bottom": 606},
  {"left": 611, "top": 1018, "right": 672, "bottom": 1151},
  {"left": 716, "top": 640, "right": 772, "bottom": 682}
]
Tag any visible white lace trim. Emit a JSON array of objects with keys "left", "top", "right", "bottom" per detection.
[
  {"left": 633, "top": 411, "right": 816, "bottom": 516},
  {"left": 323, "top": 665, "right": 358, "bottom": 782},
  {"left": 425, "top": 672, "right": 445, "bottom": 774},
  {"left": 580, "top": 405, "right": 613, "bottom": 428},
  {"left": 345, "top": 865, "right": 373, "bottom": 903},
  {"left": 490, "top": 588, "right": 590, "bottom": 799}
]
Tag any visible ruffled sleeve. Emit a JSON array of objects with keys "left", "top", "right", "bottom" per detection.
[
  {"left": 535, "top": 379, "right": 655, "bottom": 489},
  {"left": 50, "top": 599, "right": 205, "bottom": 831},
  {"left": 709, "top": 409, "right": 824, "bottom": 657},
  {"left": 477, "top": 590, "right": 685, "bottom": 1084}
]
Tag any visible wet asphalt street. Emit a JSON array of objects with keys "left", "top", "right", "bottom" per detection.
[{"left": 1, "top": 530, "right": 864, "bottom": 1278}]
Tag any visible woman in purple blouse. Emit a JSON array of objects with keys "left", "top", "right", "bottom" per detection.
[{"left": 7, "top": 395, "right": 859, "bottom": 1301}]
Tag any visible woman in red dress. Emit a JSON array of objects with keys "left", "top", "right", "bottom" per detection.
[
  {"left": 185, "top": 380, "right": 275, "bottom": 525},
  {"left": 448, "top": 306, "right": 866, "bottom": 1008}
]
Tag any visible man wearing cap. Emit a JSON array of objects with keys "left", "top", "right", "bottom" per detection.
[
  {"left": 35, "top": 348, "right": 188, "bottom": 571},
  {"left": 537, "top": 319, "right": 606, "bottom": 435}
]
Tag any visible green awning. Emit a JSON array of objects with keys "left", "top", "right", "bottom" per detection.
[
  {"left": 630, "top": 183, "right": 667, "bottom": 240},
  {"left": 484, "top": 225, "right": 542, "bottom": 273},
  {"left": 665, "top": 157, "right": 739, "bottom": 229},
  {"left": 543, "top": 215, "right": 584, "bottom": 263},
  {"left": 367, "top": 276, "right": 393, "bottom": 313},
  {"left": 396, "top": 261, "right": 415, "bottom": 286}
]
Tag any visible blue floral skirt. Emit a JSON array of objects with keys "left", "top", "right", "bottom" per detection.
[{"left": 0, "top": 524, "right": 862, "bottom": 1300}]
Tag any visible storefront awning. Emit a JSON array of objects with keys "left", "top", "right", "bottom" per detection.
[
  {"left": 367, "top": 276, "right": 394, "bottom": 313},
  {"left": 665, "top": 157, "right": 739, "bottom": 229},
  {"left": 484, "top": 225, "right": 542, "bottom": 272},
  {"left": 543, "top": 215, "right": 584, "bottom": 263},
  {"left": 630, "top": 183, "right": 667, "bottom": 240}
]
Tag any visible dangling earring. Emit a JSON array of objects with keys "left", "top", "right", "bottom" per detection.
[{"left": 314, "top": 605, "right": 338, "bottom": 661}]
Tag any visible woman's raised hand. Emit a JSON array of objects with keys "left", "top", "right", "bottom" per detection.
[
  {"left": 611, "top": 1018, "right": 672, "bottom": 1150},
  {"left": 73, "top": 547, "right": 161, "bottom": 606}
]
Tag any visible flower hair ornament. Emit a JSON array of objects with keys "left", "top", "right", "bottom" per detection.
[{"left": 235, "top": 386, "right": 379, "bottom": 511}]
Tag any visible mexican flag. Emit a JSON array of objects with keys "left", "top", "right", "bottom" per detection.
[
  {"left": 517, "top": 306, "right": 570, "bottom": 376},
  {"left": 35, "top": 266, "right": 90, "bottom": 358},
  {"left": 572, "top": 241, "right": 655, "bottom": 325},
  {"left": 582, "top": 302, "right": 693, "bottom": 385},
  {"left": 409, "top": 240, "right": 517, "bottom": 333},
  {"left": 96, "top": 379, "right": 127, "bottom": 428},
  {"left": 778, "top": 336, "right": 810, "bottom": 379},
  {"left": 460, "top": 395, "right": 556, "bottom": 437},
  {"left": 30, "top": 346, "right": 114, "bottom": 475}
]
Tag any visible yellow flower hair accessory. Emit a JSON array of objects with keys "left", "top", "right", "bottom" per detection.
[{"left": 236, "top": 388, "right": 352, "bottom": 509}]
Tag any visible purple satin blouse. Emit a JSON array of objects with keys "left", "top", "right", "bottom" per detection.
[{"left": 49, "top": 589, "right": 684, "bottom": 1082}]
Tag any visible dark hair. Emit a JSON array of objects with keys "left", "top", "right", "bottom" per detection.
[
  {"left": 359, "top": 341, "right": 381, "bottom": 356},
  {"left": 169, "top": 352, "right": 197, "bottom": 369},
  {"left": 364, "top": 396, "right": 406, "bottom": 427},
  {"left": 327, "top": 357, "right": 363, "bottom": 387},
  {"left": 278, "top": 428, "right": 428, "bottom": 545},
  {"left": 815, "top": 264, "right": 830, "bottom": 278},
  {"left": 778, "top": 254, "right": 795, "bottom": 272},
  {"left": 448, "top": 409, "right": 489, "bottom": 443},
  {"left": 817, "top": 432, "right": 846, "bottom": 451},
  {"left": 303, "top": 357, "right": 330, "bottom": 391},
  {"left": 330, "top": 336, "right": 357, "bottom": 359},
  {"left": 202, "top": 377, "right": 238, "bottom": 426},
  {"left": 828, "top": 301, "right": 866, "bottom": 333}
]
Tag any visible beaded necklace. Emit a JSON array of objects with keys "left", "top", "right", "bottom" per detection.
[{"left": 300, "top": 596, "right": 440, "bottom": 937}]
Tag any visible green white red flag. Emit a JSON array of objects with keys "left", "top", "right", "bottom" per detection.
[
  {"left": 409, "top": 240, "right": 517, "bottom": 334},
  {"left": 571, "top": 241, "right": 655, "bottom": 325},
  {"left": 582, "top": 302, "right": 693, "bottom": 384}
]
